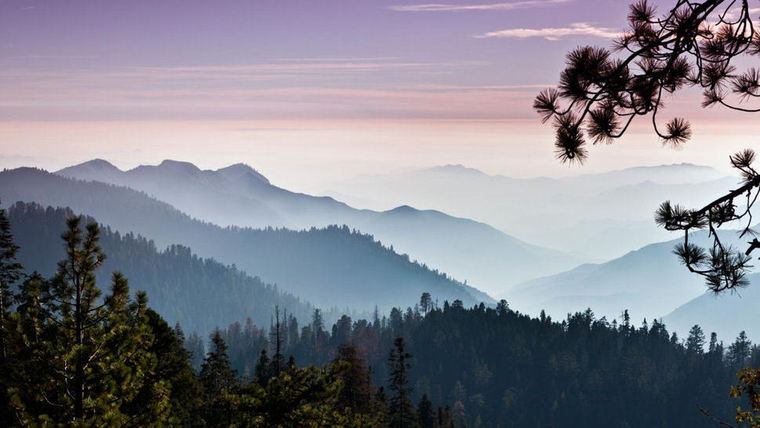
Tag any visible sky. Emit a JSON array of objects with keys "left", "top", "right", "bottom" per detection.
[{"left": 1, "top": 0, "right": 759, "bottom": 191}]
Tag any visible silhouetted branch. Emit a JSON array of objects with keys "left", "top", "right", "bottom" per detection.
[
  {"left": 697, "top": 404, "right": 736, "bottom": 427},
  {"left": 537, "top": 0, "right": 760, "bottom": 164},
  {"left": 539, "top": 0, "right": 760, "bottom": 292}
]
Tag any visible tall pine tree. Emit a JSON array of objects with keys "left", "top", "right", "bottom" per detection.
[
  {"left": 388, "top": 337, "right": 417, "bottom": 428},
  {"left": 9, "top": 217, "right": 160, "bottom": 425},
  {"left": 199, "top": 330, "right": 238, "bottom": 425},
  {"left": 0, "top": 204, "right": 23, "bottom": 425}
]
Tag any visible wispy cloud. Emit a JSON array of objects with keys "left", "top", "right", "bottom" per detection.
[
  {"left": 0, "top": 60, "right": 484, "bottom": 88},
  {"left": 389, "top": 0, "right": 570, "bottom": 12},
  {"left": 274, "top": 57, "right": 402, "bottom": 63},
  {"left": 474, "top": 22, "right": 621, "bottom": 40},
  {"left": 722, "top": 6, "right": 760, "bottom": 20}
]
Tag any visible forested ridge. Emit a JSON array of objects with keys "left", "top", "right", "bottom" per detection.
[
  {"left": 0, "top": 167, "right": 482, "bottom": 310},
  {"left": 0, "top": 203, "right": 452, "bottom": 426},
  {"left": 214, "top": 298, "right": 759, "bottom": 427},
  {"left": 0, "top": 200, "right": 759, "bottom": 426},
  {"left": 5, "top": 201, "right": 316, "bottom": 334}
]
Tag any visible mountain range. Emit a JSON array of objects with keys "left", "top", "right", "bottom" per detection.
[
  {"left": 6, "top": 160, "right": 756, "bottom": 344},
  {"left": 0, "top": 167, "right": 486, "bottom": 312},
  {"left": 6, "top": 201, "right": 315, "bottom": 334},
  {"left": 663, "top": 275, "right": 760, "bottom": 344},
  {"left": 56, "top": 159, "right": 584, "bottom": 295},
  {"left": 507, "top": 227, "right": 760, "bottom": 342},
  {"left": 318, "top": 163, "right": 735, "bottom": 259}
]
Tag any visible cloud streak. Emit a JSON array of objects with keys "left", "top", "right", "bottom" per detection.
[
  {"left": 474, "top": 22, "right": 621, "bottom": 40},
  {"left": 389, "top": 0, "right": 570, "bottom": 12}
]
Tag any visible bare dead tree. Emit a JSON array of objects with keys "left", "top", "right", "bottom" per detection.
[{"left": 537, "top": 0, "right": 760, "bottom": 292}]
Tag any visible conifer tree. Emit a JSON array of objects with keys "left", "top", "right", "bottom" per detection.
[
  {"left": 417, "top": 394, "right": 435, "bottom": 428},
  {"left": 5, "top": 273, "right": 49, "bottom": 423},
  {"left": 270, "top": 306, "right": 285, "bottom": 377},
  {"left": 125, "top": 309, "right": 202, "bottom": 425},
  {"left": 727, "top": 331, "right": 753, "bottom": 370},
  {"left": 199, "top": 330, "right": 238, "bottom": 425},
  {"left": 388, "top": 337, "right": 417, "bottom": 428},
  {"left": 0, "top": 205, "right": 22, "bottom": 424},
  {"left": 185, "top": 331, "right": 206, "bottom": 372},
  {"left": 0, "top": 204, "right": 22, "bottom": 360},
  {"left": 419, "top": 293, "right": 432, "bottom": 316},
  {"left": 709, "top": 332, "right": 719, "bottom": 354},
  {"left": 254, "top": 348, "right": 273, "bottom": 387},
  {"left": 333, "top": 344, "right": 375, "bottom": 414},
  {"left": 9, "top": 218, "right": 159, "bottom": 425},
  {"left": 686, "top": 325, "right": 706, "bottom": 354}
]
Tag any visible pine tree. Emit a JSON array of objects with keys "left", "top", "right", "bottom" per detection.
[
  {"left": 270, "top": 306, "right": 285, "bottom": 377},
  {"left": 124, "top": 310, "right": 202, "bottom": 425},
  {"left": 333, "top": 344, "right": 375, "bottom": 414},
  {"left": 709, "top": 332, "right": 719, "bottom": 354},
  {"left": 420, "top": 293, "right": 432, "bottom": 316},
  {"left": 185, "top": 331, "right": 206, "bottom": 372},
  {"left": 247, "top": 362, "right": 349, "bottom": 427},
  {"left": 417, "top": 394, "right": 435, "bottom": 428},
  {"left": 0, "top": 205, "right": 22, "bottom": 424},
  {"left": 686, "top": 325, "right": 706, "bottom": 354},
  {"left": 199, "top": 330, "right": 238, "bottom": 425},
  {"left": 4, "top": 273, "right": 48, "bottom": 424},
  {"left": 0, "top": 204, "right": 22, "bottom": 360},
  {"left": 11, "top": 218, "right": 158, "bottom": 425},
  {"left": 727, "top": 331, "right": 752, "bottom": 370},
  {"left": 254, "top": 348, "right": 273, "bottom": 387},
  {"left": 496, "top": 299, "right": 509, "bottom": 317},
  {"left": 312, "top": 308, "right": 324, "bottom": 334},
  {"left": 388, "top": 337, "right": 417, "bottom": 428}
]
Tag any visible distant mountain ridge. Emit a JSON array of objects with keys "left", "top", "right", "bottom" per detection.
[
  {"left": 0, "top": 167, "right": 486, "bottom": 311},
  {"left": 319, "top": 162, "right": 733, "bottom": 258},
  {"left": 56, "top": 159, "right": 585, "bottom": 295},
  {"left": 507, "top": 227, "right": 760, "bottom": 343},
  {"left": 506, "top": 231, "right": 719, "bottom": 319},
  {"left": 6, "top": 201, "right": 313, "bottom": 334},
  {"left": 663, "top": 273, "right": 760, "bottom": 343}
]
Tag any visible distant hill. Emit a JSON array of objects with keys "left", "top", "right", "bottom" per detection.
[
  {"left": 56, "top": 159, "right": 584, "bottom": 295},
  {"left": 6, "top": 201, "right": 313, "bottom": 335},
  {"left": 319, "top": 163, "right": 734, "bottom": 259},
  {"left": 506, "top": 230, "right": 741, "bottom": 322},
  {"left": 0, "top": 167, "right": 486, "bottom": 311},
  {"left": 58, "top": 159, "right": 345, "bottom": 229},
  {"left": 663, "top": 274, "right": 760, "bottom": 343}
]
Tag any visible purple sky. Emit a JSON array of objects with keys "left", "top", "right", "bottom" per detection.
[{"left": 1, "top": 0, "right": 758, "bottom": 189}]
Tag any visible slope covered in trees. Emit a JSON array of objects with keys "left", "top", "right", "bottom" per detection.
[
  {"left": 2, "top": 180, "right": 758, "bottom": 427},
  {"left": 0, "top": 206, "right": 427, "bottom": 426},
  {"left": 0, "top": 167, "right": 485, "bottom": 310},
  {"left": 505, "top": 225, "right": 760, "bottom": 341},
  {"left": 6, "top": 201, "right": 313, "bottom": 334},
  {"left": 216, "top": 300, "right": 758, "bottom": 427},
  {"left": 56, "top": 158, "right": 583, "bottom": 295},
  {"left": 322, "top": 163, "right": 733, "bottom": 258}
]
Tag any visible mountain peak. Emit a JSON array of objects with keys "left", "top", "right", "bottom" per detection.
[
  {"left": 59, "top": 159, "right": 121, "bottom": 173},
  {"left": 622, "top": 162, "right": 715, "bottom": 172},
  {"left": 56, "top": 159, "right": 123, "bottom": 181},
  {"left": 216, "top": 163, "right": 270, "bottom": 184},
  {"left": 156, "top": 159, "right": 201, "bottom": 173},
  {"left": 427, "top": 164, "right": 487, "bottom": 176},
  {"left": 387, "top": 205, "right": 419, "bottom": 214}
]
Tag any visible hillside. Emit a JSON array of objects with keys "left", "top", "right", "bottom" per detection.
[
  {"left": 506, "top": 230, "right": 736, "bottom": 321},
  {"left": 0, "top": 167, "right": 485, "bottom": 311},
  {"left": 57, "top": 159, "right": 584, "bottom": 295},
  {"left": 319, "top": 163, "right": 734, "bottom": 258},
  {"left": 6, "top": 201, "right": 314, "bottom": 335},
  {"left": 664, "top": 273, "right": 760, "bottom": 342}
]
